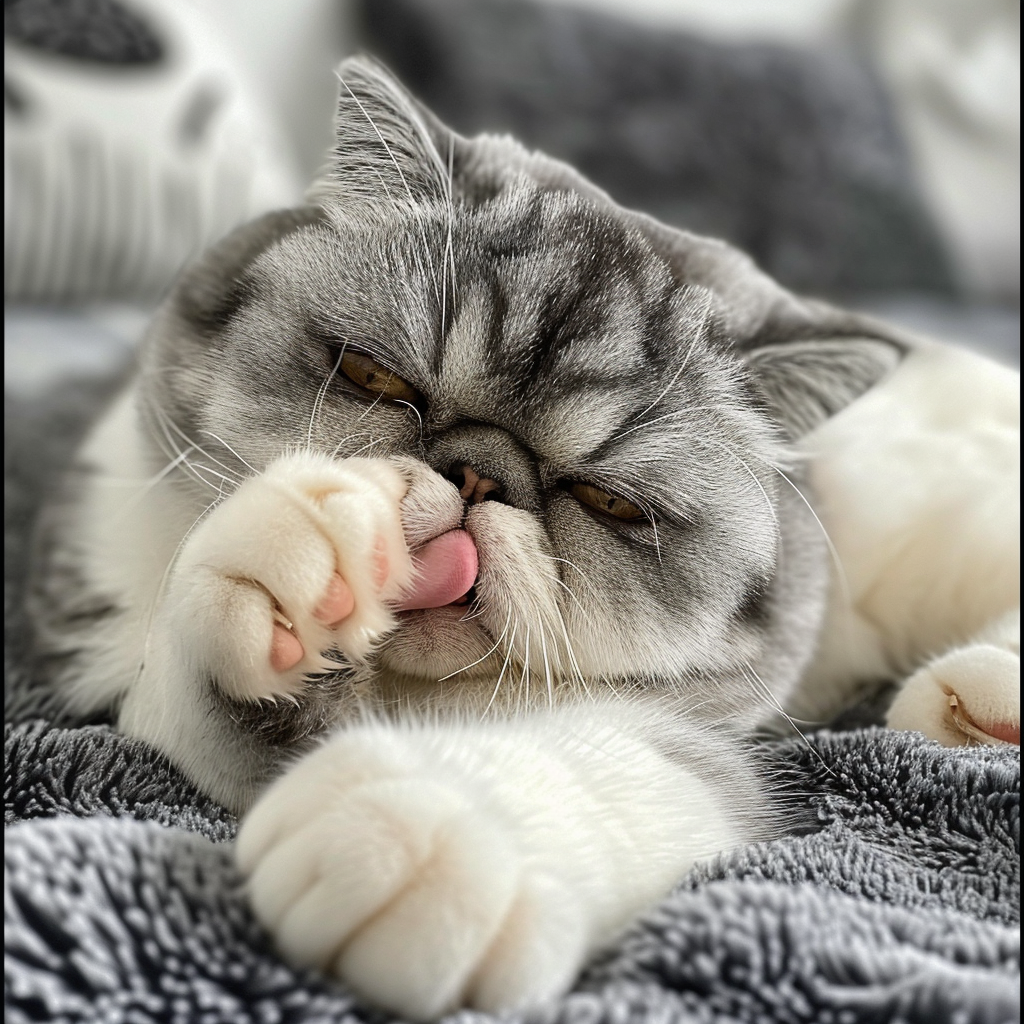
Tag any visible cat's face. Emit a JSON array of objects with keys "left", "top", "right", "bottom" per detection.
[{"left": 140, "top": 58, "right": 902, "bottom": 719}]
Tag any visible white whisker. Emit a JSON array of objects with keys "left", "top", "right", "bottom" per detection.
[
  {"left": 200, "top": 430, "right": 259, "bottom": 477},
  {"left": 544, "top": 555, "right": 598, "bottom": 596},
  {"left": 706, "top": 437, "right": 782, "bottom": 552},
  {"left": 631, "top": 290, "right": 712, "bottom": 425},
  {"left": 306, "top": 345, "right": 346, "bottom": 451},
  {"left": 539, "top": 627, "right": 554, "bottom": 707},
  {"left": 189, "top": 462, "right": 240, "bottom": 490},
  {"left": 144, "top": 403, "right": 243, "bottom": 497},
  {"left": 555, "top": 613, "right": 594, "bottom": 701},
  {"left": 483, "top": 620, "right": 518, "bottom": 717},
  {"left": 767, "top": 462, "right": 850, "bottom": 608},
  {"left": 551, "top": 577, "right": 592, "bottom": 622},
  {"left": 438, "top": 612, "right": 510, "bottom": 681},
  {"left": 743, "top": 662, "right": 835, "bottom": 777},
  {"left": 112, "top": 445, "right": 197, "bottom": 523},
  {"left": 395, "top": 399, "right": 423, "bottom": 438}
]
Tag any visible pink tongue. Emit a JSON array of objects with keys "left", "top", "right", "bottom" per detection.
[{"left": 397, "top": 529, "right": 478, "bottom": 611}]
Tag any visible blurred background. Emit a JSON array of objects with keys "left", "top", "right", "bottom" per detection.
[{"left": 5, "top": 0, "right": 1019, "bottom": 395}]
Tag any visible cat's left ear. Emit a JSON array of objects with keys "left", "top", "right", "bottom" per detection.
[
  {"left": 740, "top": 332, "right": 904, "bottom": 438},
  {"left": 621, "top": 209, "right": 908, "bottom": 438}
]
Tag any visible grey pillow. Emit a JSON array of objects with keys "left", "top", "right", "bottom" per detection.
[{"left": 359, "top": 0, "right": 956, "bottom": 298}]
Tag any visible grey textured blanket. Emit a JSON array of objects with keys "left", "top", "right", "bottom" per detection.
[{"left": 4, "top": 384, "right": 1020, "bottom": 1024}]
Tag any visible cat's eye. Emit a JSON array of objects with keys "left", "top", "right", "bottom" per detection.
[
  {"left": 339, "top": 351, "right": 421, "bottom": 405},
  {"left": 569, "top": 482, "right": 647, "bottom": 521}
]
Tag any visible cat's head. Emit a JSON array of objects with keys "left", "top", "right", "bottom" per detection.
[{"left": 142, "top": 56, "right": 904, "bottom": 724}]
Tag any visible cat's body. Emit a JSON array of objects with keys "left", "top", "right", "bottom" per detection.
[{"left": 31, "top": 58, "right": 1019, "bottom": 1018}]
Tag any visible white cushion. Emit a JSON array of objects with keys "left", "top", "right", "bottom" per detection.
[{"left": 4, "top": 0, "right": 305, "bottom": 301}]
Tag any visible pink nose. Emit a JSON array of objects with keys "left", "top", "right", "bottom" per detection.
[{"left": 459, "top": 465, "right": 501, "bottom": 504}]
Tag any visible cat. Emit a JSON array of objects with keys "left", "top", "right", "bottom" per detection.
[{"left": 31, "top": 56, "right": 1018, "bottom": 1018}]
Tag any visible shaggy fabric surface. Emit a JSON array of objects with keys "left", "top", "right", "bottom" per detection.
[{"left": 4, "top": 380, "right": 1020, "bottom": 1024}]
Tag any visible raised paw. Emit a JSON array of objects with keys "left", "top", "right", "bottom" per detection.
[
  {"left": 236, "top": 730, "right": 586, "bottom": 1020},
  {"left": 169, "top": 453, "right": 414, "bottom": 701},
  {"left": 887, "top": 644, "right": 1020, "bottom": 747}
]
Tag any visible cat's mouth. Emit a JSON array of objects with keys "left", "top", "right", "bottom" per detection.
[
  {"left": 381, "top": 504, "right": 545, "bottom": 680},
  {"left": 396, "top": 529, "right": 478, "bottom": 612}
]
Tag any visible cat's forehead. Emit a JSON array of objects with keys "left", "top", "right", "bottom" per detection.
[
  {"left": 419, "top": 195, "right": 706, "bottom": 459},
  {"left": 435, "top": 281, "right": 653, "bottom": 462}
]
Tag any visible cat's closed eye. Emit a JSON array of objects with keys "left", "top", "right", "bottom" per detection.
[
  {"left": 339, "top": 350, "right": 421, "bottom": 405},
  {"left": 569, "top": 482, "right": 646, "bottom": 521}
]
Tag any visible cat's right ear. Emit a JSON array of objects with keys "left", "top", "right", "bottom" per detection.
[{"left": 309, "top": 56, "right": 452, "bottom": 214}]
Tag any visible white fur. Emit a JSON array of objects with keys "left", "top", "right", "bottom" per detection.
[
  {"left": 67, "top": 402, "right": 749, "bottom": 1016},
  {"left": 60, "top": 390, "right": 201, "bottom": 714},
  {"left": 798, "top": 339, "right": 1020, "bottom": 744}
]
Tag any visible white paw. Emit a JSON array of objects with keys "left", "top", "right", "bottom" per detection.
[
  {"left": 887, "top": 644, "right": 1020, "bottom": 747},
  {"left": 170, "top": 452, "right": 413, "bottom": 701},
  {"left": 235, "top": 729, "right": 586, "bottom": 1020}
]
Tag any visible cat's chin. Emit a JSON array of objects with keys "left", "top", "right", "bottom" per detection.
[{"left": 377, "top": 605, "right": 500, "bottom": 681}]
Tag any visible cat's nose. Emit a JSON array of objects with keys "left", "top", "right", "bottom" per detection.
[
  {"left": 453, "top": 465, "right": 502, "bottom": 504},
  {"left": 429, "top": 425, "right": 538, "bottom": 511}
]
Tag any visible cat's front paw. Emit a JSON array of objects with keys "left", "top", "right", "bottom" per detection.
[
  {"left": 887, "top": 644, "right": 1020, "bottom": 746},
  {"left": 236, "top": 730, "right": 586, "bottom": 1020},
  {"left": 170, "top": 453, "right": 414, "bottom": 701}
]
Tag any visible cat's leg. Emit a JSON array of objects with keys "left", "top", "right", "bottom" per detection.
[
  {"left": 236, "top": 702, "right": 754, "bottom": 1019},
  {"left": 886, "top": 608, "right": 1020, "bottom": 746}
]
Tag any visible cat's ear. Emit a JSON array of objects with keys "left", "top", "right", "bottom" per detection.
[
  {"left": 172, "top": 206, "right": 327, "bottom": 337},
  {"left": 310, "top": 56, "right": 452, "bottom": 212},
  {"left": 621, "top": 208, "right": 907, "bottom": 438},
  {"left": 740, "top": 334, "right": 904, "bottom": 437}
]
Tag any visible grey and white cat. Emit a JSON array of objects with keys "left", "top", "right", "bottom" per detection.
[{"left": 33, "top": 57, "right": 1019, "bottom": 1018}]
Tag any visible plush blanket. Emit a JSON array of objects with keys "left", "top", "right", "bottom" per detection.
[{"left": 4, "top": 380, "right": 1020, "bottom": 1024}]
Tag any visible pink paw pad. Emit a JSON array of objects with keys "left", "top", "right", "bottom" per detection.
[
  {"left": 984, "top": 720, "right": 1020, "bottom": 745},
  {"left": 949, "top": 692, "right": 1021, "bottom": 747},
  {"left": 270, "top": 620, "right": 304, "bottom": 673},
  {"left": 314, "top": 572, "right": 355, "bottom": 627}
]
